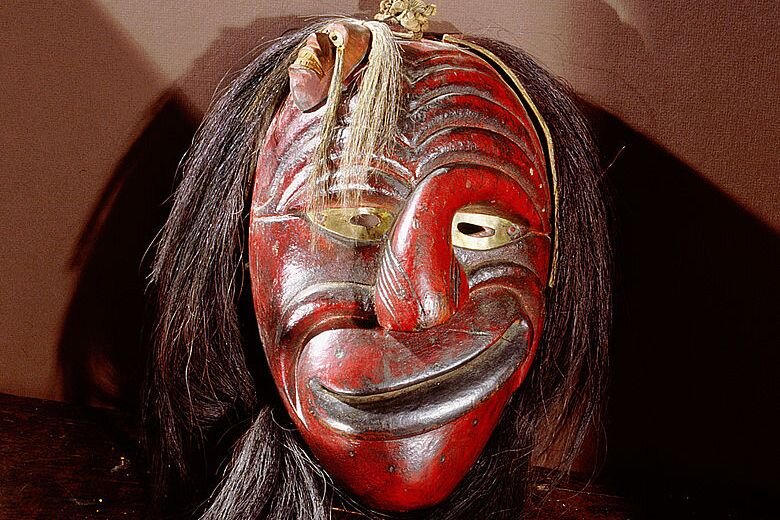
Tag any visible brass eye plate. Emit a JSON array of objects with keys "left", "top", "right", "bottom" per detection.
[
  {"left": 309, "top": 207, "right": 395, "bottom": 242},
  {"left": 451, "top": 211, "right": 521, "bottom": 251}
]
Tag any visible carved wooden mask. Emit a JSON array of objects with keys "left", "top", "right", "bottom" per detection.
[{"left": 248, "top": 35, "right": 552, "bottom": 511}]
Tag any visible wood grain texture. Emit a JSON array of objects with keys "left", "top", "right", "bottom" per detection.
[
  {"left": 0, "top": 392, "right": 636, "bottom": 519},
  {"left": 0, "top": 393, "right": 146, "bottom": 519}
]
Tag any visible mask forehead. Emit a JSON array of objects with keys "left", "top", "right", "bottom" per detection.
[{"left": 254, "top": 39, "right": 551, "bottom": 224}]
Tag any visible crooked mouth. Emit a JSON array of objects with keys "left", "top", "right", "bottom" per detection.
[{"left": 306, "top": 318, "right": 530, "bottom": 439}]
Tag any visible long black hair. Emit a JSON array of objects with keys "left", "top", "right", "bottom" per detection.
[{"left": 144, "top": 19, "right": 610, "bottom": 519}]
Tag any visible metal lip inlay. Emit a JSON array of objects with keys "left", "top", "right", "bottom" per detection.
[{"left": 307, "top": 319, "right": 529, "bottom": 439}]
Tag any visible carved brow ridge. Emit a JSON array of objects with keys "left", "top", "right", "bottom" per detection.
[
  {"left": 280, "top": 162, "right": 413, "bottom": 210},
  {"left": 406, "top": 101, "right": 536, "bottom": 154},
  {"left": 404, "top": 63, "right": 496, "bottom": 85},
  {"left": 414, "top": 157, "right": 547, "bottom": 225}
]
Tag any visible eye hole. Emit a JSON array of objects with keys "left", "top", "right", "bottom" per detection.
[
  {"left": 456, "top": 222, "right": 496, "bottom": 238},
  {"left": 350, "top": 213, "right": 382, "bottom": 229},
  {"left": 309, "top": 207, "right": 394, "bottom": 242},
  {"left": 452, "top": 211, "right": 522, "bottom": 250}
]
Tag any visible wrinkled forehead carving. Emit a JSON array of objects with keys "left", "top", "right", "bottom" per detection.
[{"left": 254, "top": 39, "right": 552, "bottom": 224}]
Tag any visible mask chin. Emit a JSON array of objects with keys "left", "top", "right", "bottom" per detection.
[{"left": 268, "top": 288, "right": 537, "bottom": 511}]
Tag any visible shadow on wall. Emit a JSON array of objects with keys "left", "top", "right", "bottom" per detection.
[
  {"left": 561, "top": 0, "right": 780, "bottom": 228},
  {"left": 57, "top": 11, "right": 779, "bottom": 509},
  {"left": 592, "top": 107, "right": 780, "bottom": 513},
  {"left": 56, "top": 91, "right": 196, "bottom": 410},
  {"left": 56, "top": 15, "right": 312, "bottom": 412}
]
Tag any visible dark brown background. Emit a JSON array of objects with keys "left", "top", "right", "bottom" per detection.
[{"left": 1, "top": 0, "right": 778, "bottom": 509}]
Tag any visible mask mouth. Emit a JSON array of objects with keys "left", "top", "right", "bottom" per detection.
[
  {"left": 308, "top": 320, "right": 529, "bottom": 439},
  {"left": 295, "top": 285, "right": 532, "bottom": 440}
]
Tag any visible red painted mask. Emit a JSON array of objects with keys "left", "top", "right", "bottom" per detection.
[{"left": 249, "top": 38, "right": 552, "bottom": 511}]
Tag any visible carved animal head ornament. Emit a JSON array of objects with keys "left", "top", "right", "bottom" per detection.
[{"left": 146, "top": 5, "right": 611, "bottom": 519}]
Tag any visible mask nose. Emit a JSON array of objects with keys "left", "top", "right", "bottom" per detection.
[
  {"left": 375, "top": 236, "right": 468, "bottom": 331},
  {"left": 373, "top": 166, "right": 547, "bottom": 331},
  {"left": 374, "top": 187, "right": 469, "bottom": 332}
]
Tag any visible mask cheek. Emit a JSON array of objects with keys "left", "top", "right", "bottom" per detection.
[{"left": 249, "top": 217, "right": 316, "bottom": 360}]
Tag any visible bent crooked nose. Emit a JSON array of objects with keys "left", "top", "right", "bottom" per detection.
[
  {"left": 375, "top": 241, "right": 468, "bottom": 331},
  {"left": 374, "top": 171, "right": 472, "bottom": 331},
  {"left": 373, "top": 165, "right": 546, "bottom": 332}
]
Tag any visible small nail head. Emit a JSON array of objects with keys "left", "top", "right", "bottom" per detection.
[{"left": 329, "top": 31, "right": 345, "bottom": 48}]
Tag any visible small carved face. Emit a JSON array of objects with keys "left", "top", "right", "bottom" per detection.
[{"left": 249, "top": 40, "right": 551, "bottom": 511}]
